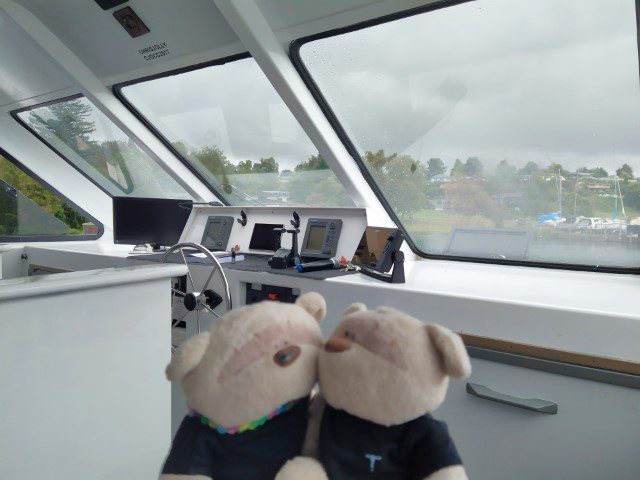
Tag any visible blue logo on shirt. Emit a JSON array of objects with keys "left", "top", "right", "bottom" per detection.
[{"left": 365, "top": 453, "right": 382, "bottom": 473}]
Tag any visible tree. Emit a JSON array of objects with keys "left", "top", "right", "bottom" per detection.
[
  {"left": 236, "top": 160, "right": 253, "bottom": 174},
  {"left": 616, "top": 164, "right": 634, "bottom": 183},
  {"left": 172, "top": 141, "right": 189, "bottom": 157},
  {"left": 295, "top": 154, "right": 329, "bottom": 172},
  {"left": 55, "top": 203, "right": 86, "bottom": 230},
  {"left": 28, "top": 99, "right": 95, "bottom": 153},
  {"left": 490, "top": 160, "right": 518, "bottom": 194},
  {"left": 252, "top": 157, "right": 279, "bottom": 174},
  {"left": 193, "top": 146, "right": 234, "bottom": 175},
  {"left": 363, "top": 150, "right": 428, "bottom": 219},
  {"left": 621, "top": 182, "right": 640, "bottom": 210},
  {"left": 590, "top": 167, "right": 608, "bottom": 178},
  {"left": 364, "top": 150, "right": 396, "bottom": 172},
  {"left": 288, "top": 170, "right": 352, "bottom": 206},
  {"left": 0, "top": 155, "right": 87, "bottom": 234},
  {"left": 446, "top": 179, "right": 501, "bottom": 226},
  {"left": 26, "top": 99, "right": 137, "bottom": 192},
  {"left": 451, "top": 159, "right": 464, "bottom": 176},
  {"left": 426, "top": 158, "right": 446, "bottom": 179},
  {"left": 518, "top": 161, "right": 539, "bottom": 176},
  {"left": 495, "top": 160, "right": 517, "bottom": 178},
  {"left": 463, "top": 157, "right": 483, "bottom": 177},
  {"left": 192, "top": 146, "right": 235, "bottom": 193},
  {"left": 546, "top": 163, "right": 570, "bottom": 179}
]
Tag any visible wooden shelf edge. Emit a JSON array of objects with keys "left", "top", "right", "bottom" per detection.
[{"left": 460, "top": 332, "right": 640, "bottom": 376}]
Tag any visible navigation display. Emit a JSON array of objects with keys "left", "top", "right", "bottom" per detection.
[
  {"left": 203, "top": 221, "right": 222, "bottom": 245},
  {"left": 306, "top": 225, "right": 325, "bottom": 251}
]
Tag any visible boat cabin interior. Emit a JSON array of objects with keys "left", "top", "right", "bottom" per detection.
[{"left": 1, "top": 0, "right": 639, "bottom": 479}]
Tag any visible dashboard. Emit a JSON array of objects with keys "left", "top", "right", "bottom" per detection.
[{"left": 179, "top": 205, "right": 369, "bottom": 261}]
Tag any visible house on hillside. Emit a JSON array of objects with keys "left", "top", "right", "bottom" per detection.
[{"left": 429, "top": 173, "right": 453, "bottom": 184}]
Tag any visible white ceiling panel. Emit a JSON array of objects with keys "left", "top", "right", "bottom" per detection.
[
  {"left": 17, "top": 0, "right": 240, "bottom": 80},
  {"left": 0, "top": 10, "right": 72, "bottom": 107}
]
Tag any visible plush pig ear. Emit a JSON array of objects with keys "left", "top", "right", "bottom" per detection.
[
  {"left": 166, "top": 331, "right": 210, "bottom": 382},
  {"left": 295, "top": 292, "right": 326, "bottom": 323},
  {"left": 343, "top": 303, "right": 367, "bottom": 316},
  {"left": 426, "top": 324, "right": 471, "bottom": 379}
]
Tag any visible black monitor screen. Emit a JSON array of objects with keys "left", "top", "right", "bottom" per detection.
[
  {"left": 249, "top": 223, "right": 283, "bottom": 251},
  {"left": 113, "top": 197, "right": 191, "bottom": 247},
  {"left": 203, "top": 221, "right": 223, "bottom": 245}
]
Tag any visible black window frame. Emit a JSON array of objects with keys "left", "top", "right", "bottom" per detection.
[
  {"left": 112, "top": 52, "right": 257, "bottom": 206},
  {"left": 290, "top": 0, "right": 640, "bottom": 275},
  {"left": 0, "top": 146, "right": 104, "bottom": 242}
]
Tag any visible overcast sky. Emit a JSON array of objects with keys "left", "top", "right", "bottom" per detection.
[
  {"left": 122, "top": 0, "right": 640, "bottom": 176},
  {"left": 302, "top": 0, "right": 640, "bottom": 175},
  {"left": 122, "top": 57, "right": 317, "bottom": 171}
]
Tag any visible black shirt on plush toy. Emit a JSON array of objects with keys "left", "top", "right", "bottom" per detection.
[
  {"left": 319, "top": 405, "right": 462, "bottom": 480},
  {"left": 160, "top": 293, "right": 327, "bottom": 480},
  {"left": 162, "top": 397, "right": 309, "bottom": 479},
  {"left": 276, "top": 303, "right": 471, "bottom": 480}
]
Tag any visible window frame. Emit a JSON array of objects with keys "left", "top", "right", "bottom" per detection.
[
  {"left": 290, "top": 0, "right": 640, "bottom": 274},
  {"left": 11, "top": 93, "right": 136, "bottom": 197},
  {"left": 0, "top": 146, "right": 104, "bottom": 243},
  {"left": 112, "top": 52, "right": 258, "bottom": 206}
]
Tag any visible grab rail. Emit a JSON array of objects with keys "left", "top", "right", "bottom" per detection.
[{"left": 466, "top": 382, "right": 558, "bottom": 414}]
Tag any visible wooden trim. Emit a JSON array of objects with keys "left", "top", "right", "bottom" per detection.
[{"left": 460, "top": 333, "right": 640, "bottom": 376}]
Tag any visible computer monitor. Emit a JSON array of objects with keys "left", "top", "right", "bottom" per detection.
[
  {"left": 113, "top": 197, "right": 192, "bottom": 248},
  {"left": 249, "top": 223, "right": 283, "bottom": 251}
]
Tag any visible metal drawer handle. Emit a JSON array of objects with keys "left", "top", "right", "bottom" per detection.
[{"left": 466, "top": 383, "right": 558, "bottom": 414}]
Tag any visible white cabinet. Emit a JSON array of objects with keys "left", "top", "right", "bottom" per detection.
[{"left": 437, "top": 352, "right": 640, "bottom": 480}]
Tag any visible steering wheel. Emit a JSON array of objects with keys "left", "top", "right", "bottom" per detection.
[{"left": 161, "top": 243, "right": 232, "bottom": 344}]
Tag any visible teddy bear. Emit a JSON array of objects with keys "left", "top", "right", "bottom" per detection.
[
  {"left": 160, "top": 292, "right": 327, "bottom": 480},
  {"left": 276, "top": 303, "right": 471, "bottom": 480}
]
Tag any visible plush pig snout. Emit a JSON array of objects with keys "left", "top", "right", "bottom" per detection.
[
  {"left": 324, "top": 337, "right": 352, "bottom": 353},
  {"left": 273, "top": 345, "right": 302, "bottom": 367}
]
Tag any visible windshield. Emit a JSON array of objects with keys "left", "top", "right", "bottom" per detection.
[
  {"left": 117, "top": 56, "right": 354, "bottom": 207},
  {"left": 298, "top": 0, "right": 640, "bottom": 269},
  {"left": 16, "top": 96, "right": 192, "bottom": 199}
]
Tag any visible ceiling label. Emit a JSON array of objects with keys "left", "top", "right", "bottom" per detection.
[{"left": 138, "top": 42, "right": 170, "bottom": 61}]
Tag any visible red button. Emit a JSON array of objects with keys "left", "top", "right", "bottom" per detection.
[{"left": 268, "top": 293, "right": 279, "bottom": 300}]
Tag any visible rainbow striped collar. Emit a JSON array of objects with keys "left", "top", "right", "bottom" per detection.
[{"left": 190, "top": 399, "right": 299, "bottom": 435}]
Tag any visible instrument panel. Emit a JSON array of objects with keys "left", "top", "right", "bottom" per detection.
[{"left": 179, "top": 206, "right": 369, "bottom": 261}]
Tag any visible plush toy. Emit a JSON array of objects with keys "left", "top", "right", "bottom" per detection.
[
  {"left": 160, "top": 292, "right": 327, "bottom": 480},
  {"left": 277, "top": 303, "right": 471, "bottom": 480}
]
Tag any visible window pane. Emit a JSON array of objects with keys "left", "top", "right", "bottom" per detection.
[
  {"left": 119, "top": 57, "right": 354, "bottom": 207},
  {"left": 17, "top": 97, "right": 192, "bottom": 199},
  {"left": 299, "top": 0, "right": 640, "bottom": 268},
  {"left": 0, "top": 154, "right": 96, "bottom": 238}
]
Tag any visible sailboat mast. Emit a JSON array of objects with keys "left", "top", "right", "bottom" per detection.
[
  {"left": 618, "top": 178, "right": 626, "bottom": 218},
  {"left": 557, "top": 170, "right": 562, "bottom": 214}
]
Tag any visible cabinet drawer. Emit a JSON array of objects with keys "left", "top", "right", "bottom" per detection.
[{"left": 436, "top": 352, "right": 640, "bottom": 480}]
